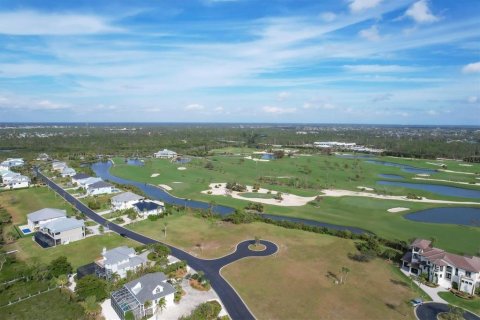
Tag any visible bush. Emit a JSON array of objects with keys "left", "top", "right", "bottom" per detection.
[
  {"left": 225, "top": 182, "right": 246, "bottom": 192},
  {"left": 49, "top": 256, "right": 73, "bottom": 278},
  {"left": 148, "top": 214, "right": 159, "bottom": 221},
  {"left": 224, "top": 210, "right": 257, "bottom": 224},
  {"left": 452, "top": 281, "right": 458, "bottom": 290},
  {"left": 348, "top": 251, "right": 376, "bottom": 262},
  {"left": 114, "top": 217, "right": 125, "bottom": 223},
  {"left": 245, "top": 202, "right": 264, "bottom": 212},
  {"left": 87, "top": 201, "right": 101, "bottom": 210},
  {"left": 75, "top": 275, "right": 108, "bottom": 301},
  {"left": 181, "top": 300, "right": 222, "bottom": 320}
]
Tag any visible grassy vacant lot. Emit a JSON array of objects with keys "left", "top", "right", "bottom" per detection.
[
  {"left": 438, "top": 291, "right": 480, "bottom": 315},
  {"left": 127, "top": 213, "right": 418, "bottom": 319},
  {"left": 0, "top": 187, "right": 76, "bottom": 225},
  {"left": 6, "top": 234, "right": 137, "bottom": 269},
  {"left": 2, "top": 289, "right": 85, "bottom": 320}
]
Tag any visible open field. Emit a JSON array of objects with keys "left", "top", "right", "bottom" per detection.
[
  {"left": 437, "top": 291, "right": 480, "bottom": 315},
  {"left": 127, "top": 213, "right": 419, "bottom": 319},
  {"left": 110, "top": 153, "right": 480, "bottom": 254},
  {"left": 6, "top": 234, "right": 137, "bottom": 269},
  {"left": 0, "top": 187, "right": 76, "bottom": 225}
]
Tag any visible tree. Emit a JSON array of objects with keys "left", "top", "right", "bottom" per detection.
[
  {"left": 163, "top": 222, "right": 168, "bottom": 238},
  {"left": 155, "top": 297, "right": 167, "bottom": 319},
  {"left": 75, "top": 275, "right": 108, "bottom": 301},
  {"left": 125, "top": 311, "right": 135, "bottom": 320},
  {"left": 82, "top": 295, "right": 101, "bottom": 319},
  {"left": 341, "top": 267, "right": 350, "bottom": 284},
  {"left": 49, "top": 256, "right": 73, "bottom": 278},
  {"left": 254, "top": 236, "right": 260, "bottom": 246},
  {"left": 56, "top": 274, "right": 69, "bottom": 288}
]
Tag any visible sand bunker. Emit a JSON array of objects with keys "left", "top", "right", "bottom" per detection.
[
  {"left": 151, "top": 173, "right": 160, "bottom": 177},
  {"left": 177, "top": 167, "right": 187, "bottom": 170},
  {"left": 357, "top": 186, "right": 374, "bottom": 191},
  {"left": 387, "top": 207, "right": 409, "bottom": 213},
  {"left": 158, "top": 184, "right": 172, "bottom": 191},
  {"left": 459, "top": 164, "right": 472, "bottom": 167},
  {"left": 244, "top": 156, "right": 269, "bottom": 162},
  {"left": 416, "top": 173, "right": 430, "bottom": 177},
  {"left": 202, "top": 183, "right": 316, "bottom": 207}
]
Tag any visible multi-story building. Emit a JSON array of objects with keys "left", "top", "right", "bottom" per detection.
[
  {"left": 402, "top": 239, "right": 480, "bottom": 295},
  {"left": 95, "top": 246, "right": 148, "bottom": 279}
]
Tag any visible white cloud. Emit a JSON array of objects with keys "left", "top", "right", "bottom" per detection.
[
  {"left": 427, "top": 109, "right": 438, "bottom": 115},
  {"left": 262, "top": 106, "right": 296, "bottom": 114},
  {"left": 214, "top": 106, "right": 224, "bottom": 112},
  {"left": 343, "top": 64, "right": 417, "bottom": 73},
  {"left": 277, "top": 91, "right": 291, "bottom": 101},
  {"left": 467, "top": 96, "right": 478, "bottom": 104},
  {"left": 303, "top": 102, "right": 336, "bottom": 110},
  {"left": 359, "top": 25, "right": 381, "bottom": 41},
  {"left": 348, "top": 0, "right": 383, "bottom": 13},
  {"left": 462, "top": 62, "right": 480, "bottom": 74},
  {"left": 371, "top": 93, "right": 393, "bottom": 102},
  {"left": 0, "top": 11, "right": 121, "bottom": 35},
  {"left": 405, "top": 1, "right": 439, "bottom": 24},
  {"left": 185, "top": 103, "right": 205, "bottom": 110},
  {"left": 319, "top": 12, "right": 336, "bottom": 22}
]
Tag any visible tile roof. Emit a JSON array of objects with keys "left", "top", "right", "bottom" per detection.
[{"left": 411, "top": 238, "right": 432, "bottom": 250}]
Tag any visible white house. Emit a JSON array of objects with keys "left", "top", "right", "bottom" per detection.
[
  {"left": 111, "top": 272, "right": 175, "bottom": 320},
  {"left": 95, "top": 246, "right": 149, "bottom": 279},
  {"left": 111, "top": 192, "right": 145, "bottom": 210},
  {"left": 71, "top": 173, "right": 90, "bottom": 185},
  {"left": 402, "top": 239, "right": 480, "bottom": 295},
  {"left": 77, "top": 177, "right": 103, "bottom": 188},
  {"left": 86, "top": 181, "right": 114, "bottom": 195},
  {"left": 27, "top": 208, "right": 67, "bottom": 231},
  {"left": 52, "top": 161, "right": 67, "bottom": 171},
  {"left": 1, "top": 171, "right": 20, "bottom": 184},
  {"left": 35, "top": 217, "right": 85, "bottom": 247},
  {"left": 61, "top": 167, "right": 76, "bottom": 177},
  {"left": 36, "top": 153, "right": 50, "bottom": 161},
  {"left": 5, "top": 175, "right": 30, "bottom": 189},
  {"left": 1, "top": 158, "right": 24, "bottom": 168},
  {"left": 153, "top": 149, "right": 177, "bottom": 159},
  {"left": 132, "top": 200, "right": 164, "bottom": 217}
]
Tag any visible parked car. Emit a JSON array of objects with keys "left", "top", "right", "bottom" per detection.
[{"left": 410, "top": 298, "right": 423, "bottom": 307}]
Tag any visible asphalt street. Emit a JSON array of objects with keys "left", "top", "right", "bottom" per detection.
[{"left": 416, "top": 302, "right": 480, "bottom": 320}]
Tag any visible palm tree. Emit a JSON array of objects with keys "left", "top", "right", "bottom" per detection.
[
  {"left": 56, "top": 274, "right": 69, "bottom": 288},
  {"left": 110, "top": 272, "right": 120, "bottom": 283},
  {"left": 155, "top": 297, "right": 167, "bottom": 320},
  {"left": 342, "top": 267, "right": 350, "bottom": 284},
  {"left": 83, "top": 295, "right": 100, "bottom": 319},
  {"left": 163, "top": 222, "right": 168, "bottom": 238}
]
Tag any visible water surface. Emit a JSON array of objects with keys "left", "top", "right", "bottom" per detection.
[
  {"left": 404, "top": 207, "right": 480, "bottom": 226},
  {"left": 367, "top": 160, "right": 437, "bottom": 175},
  {"left": 377, "top": 180, "right": 480, "bottom": 199}
]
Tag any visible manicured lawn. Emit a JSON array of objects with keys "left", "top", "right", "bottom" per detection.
[
  {"left": 127, "top": 213, "right": 419, "bottom": 319},
  {"left": 438, "top": 291, "right": 480, "bottom": 315},
  {"left": 2, "top": 289, "right": 85, "bottom": 320},
  {"left": 6, "top": 234, "right": 137, "bottom": 269},
  {"left": 0, "top": 187, "right": 76, "bottom": 225}
]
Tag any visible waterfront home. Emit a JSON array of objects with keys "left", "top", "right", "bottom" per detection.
[
  {"left": 5, "top": 174, "right": 30, "bottom": 189},
  {"left": 35, "top": 217, "right": 85, "bottom": 247},
  {"left": 27, "top": 208, "right": 67, "bottom": 231},
  {"left": 111, "top": 272, "right": 175, "bottom": 320},
  {"left": 61, "top": 167, "right": 77, "bottom": 178},
  {"left": 1, "top": 171, "right": 20, "bottom": 184},
  {"left": 71, "top": 173, "right": 90, "bottom": 185},
  {"left": 111, "top": 192, "right": 145, "bottom": 210},
  {"left": 153, "top": 149, "right": 177, "bottom": 159},
  {"left": 36, "top": 153, "right": 50, "bottom": 161},
  {"left": 1, "top": 158, "right": 24, "bottom": 168},
  {"left": 132, "top": 200, "right": 164, "bottom": 217},
  {"left": 52, "top": 161, "right": 67, "bottom": 171},
  {"left": 86, "top": 181, "right": 114, "bottom": 195},
  {"left": 95, "top": 246, "right": 149, "bottom": 280},
  {"left": 77, "top": 176, "right": 103, "bottom": 188},
  {"left": 402, "top": 238, "right": 480, "bottom": 295}
]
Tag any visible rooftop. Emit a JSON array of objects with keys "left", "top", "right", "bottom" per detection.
[
  {"left": 27, "top": 208, "right": 67, "bottom": 223},
  {"left": 111, "top": 191, "right": 144, "bottom": 203},
  {"left": 72, "top": 173, "right": 90, "bottom": 180},
  {"left": 88, "top": 181, "right": 113, "bottom": 189},
  {"left": 124, "top": 272, "right": 175, "bottom": 304},
  {"left": 43, "top": 217, "right": 84, "bottom": 233},
  {"left": 133, "top": 201, "right": 163, "bottom": 212}
]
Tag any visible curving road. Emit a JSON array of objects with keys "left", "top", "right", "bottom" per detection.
[
  {"left": 35, "top": 168, "right": 278, "bottom": 320},
  {"left": 415, "top": 302, "right": 480, "bottom": 320}
]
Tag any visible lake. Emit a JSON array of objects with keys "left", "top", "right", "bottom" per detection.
[
  {"left": 404, "top": 207, "right": 480, "bottom": 227},
  {"left": 367, "top": 160, "right": 437, "bottom": 175},
  {"left": 378, "top": 174, "right": 405, "bottom": 180},
  {"left": 377, "top": 180, "right": 480, "bottom": 199}
]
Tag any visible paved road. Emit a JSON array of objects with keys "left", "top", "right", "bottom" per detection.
[
  {"left": 416, "top": 302, "right": 480, "bottom": 320},
  {"left": 35, "top": 169, "right": 278, "bottom": 320}
]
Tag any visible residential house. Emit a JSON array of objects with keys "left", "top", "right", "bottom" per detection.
[
  {"left": 5, "top": 174, "right": 30, "bottom": 189},
  {"left": 27, "top": 208, "right": 67, "bottom": 231},
  {"left": 132, "top": 200, "right": 164, "bottom": 217},
  {"left": 71, "top": 173, "right": 90, "bottom": 185},
  {"left": 77, "top": 177, "right": 103, "bottom": 188},
  {"left": 1, "top": 158, "right": 24, "bottom": 168},
  {"left": 111, "top": 272, "right": 175, "bottom": 320},
  {"left": 1, "top": 171, "right": 20, "bottom": 184},
  {"left": 153, "top": 149, "right": 177, "bottom": 159},
  {"left": 111, "top": 192, "right": 145, "bottom": 211},
  {"left": 52, "top": 161, "right": 67, "bottom": 171},
  {"left": 61, "top": 167, "right": 77, "bottom": 178},
  {"left": 36, "top": 153, "right": 50, "bottom": 161},
  {"left": 86, "top": 181, "right": 114, "bottom": 195},
  {"left": 35, "top": 217, "right": 85, "bottom": 247},
  {"left": 95, "top": 246, "right": 148, "bottom": 279},
  {"left": 402, "top": 238, "right": 480, "bottom": 295}
]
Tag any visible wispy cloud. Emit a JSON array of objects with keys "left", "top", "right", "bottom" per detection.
[
  {"left": 262, "top": 106, "right": 296, "bottom": 114},
  {"left": 358, "top": 25, "right": 381, "bottom": 41},
  {"left": 405, "top": 0, "right": 439, "bottom": 24},
  {"left": 348, "top": 0, "right": 383, "bottom": 13},
  {"left": 185, "top": 103, "right": 205, "bottom": 110},
  {"left": 462, "top": 62, "right": 480, "bottom": 74},
  {"left": 343, "top": 64, "right": 418, "bottom": 73}
]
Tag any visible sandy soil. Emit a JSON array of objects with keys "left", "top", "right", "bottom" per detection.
[
  {"left": 244, "top": 156, "right": 270, "bottom": 162},
  {"left": 413, "top": 177, "right": 480, "bottom": 186},
  {"left": 387, "top": 207, "right": 410, "bottom": 213},
  {"left": 416, "top": 173, "right": 430, "bottom": 177},
  {"left": 426, "top": 162, "right": 445, "bottom": 167},
  {"left": 178, "top": 167, "right": 187, "bottom": 170},
  {"left": 151, "top": 173, "right": 160, "bottom": 177},
  {"left": 357, "top": 186, "right": 374, "bottom": 191},
  {"left": 158, "top": 184, "right": 172, "bottom": 191},
  {"left": 202, "top": 183, "right": 316, "bottom": 206}
]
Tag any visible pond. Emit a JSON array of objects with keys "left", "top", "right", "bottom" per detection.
[
  {"left": 404, "top": 207, "right": 480, "bottom": 227},
  {"left": 125, "top": 159, "right": 144, "bottom": 166},
  {"left": 378, "top": 174, "right": 405, "bottom": 180},
  {"left": 335, "top": 154, "right": 377, "bottom": 159},
  {"left": 377, "top": 180, "right": 480, "bottom": 199},
  {"left": 261, "top": 153, "right": 275, "bottom": 160},
  {"left": 91, "top": 161, "right": 368, "bottom": 233},
  {"left": 367, "top": 160, "right": 437, "bottom": 175}
]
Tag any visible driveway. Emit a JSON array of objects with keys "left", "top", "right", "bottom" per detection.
[
  {"left": 416, "top": 302, "right": 480, "bottom": 320},
  {"left": 36, "top": 168, "right": 278, "bottom": 320}
]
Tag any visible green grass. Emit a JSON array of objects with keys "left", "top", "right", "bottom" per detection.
[
  {"left": 110, "top": 153, "right": 480, "bottom": 255},
  {"left": 0, "top": 280, "right": 50, "bottom": 306},
  {"left": 438, "top": 291, "right": 480, "bottom": 315},
  {"left": 0, "top": 187, "right": 76, "bottom": 225},
  {"left": 6, "top": 234, "right": 137, "bottom": 269},
  {"left": 2, "top": 289, "right": 85, "bottom": 320}
]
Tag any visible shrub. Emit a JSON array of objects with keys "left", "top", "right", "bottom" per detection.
[
  {"left": 225, "top": 182, "right": 246, "bottom": 192},
  {"left": 114, "top": 217, "right": 125, "bottom": 223},
  {"left": 245, "top": 202, "right": 264, "bottom": 212},
  {"left": 49, "top": 256, "right": 73, "bottom": 278},
  {"left": 75, "top": 275, "right": 108, "bottom": 301},
  {"left": 180, "top": 300, "right": 222, "bottom": 320},
  {"left": 87, "top": 201, "right": 101, "bottom": 210},
  {"left": 148, "top": 214, "right": 159, "bottom": 221},
  {"left": 452, "top": 281, "right": 458, "bottom": 290}
]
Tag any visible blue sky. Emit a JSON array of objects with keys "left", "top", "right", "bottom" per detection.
[{"left": 0, "top": 0, "right": 479, "bottom": 124}]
